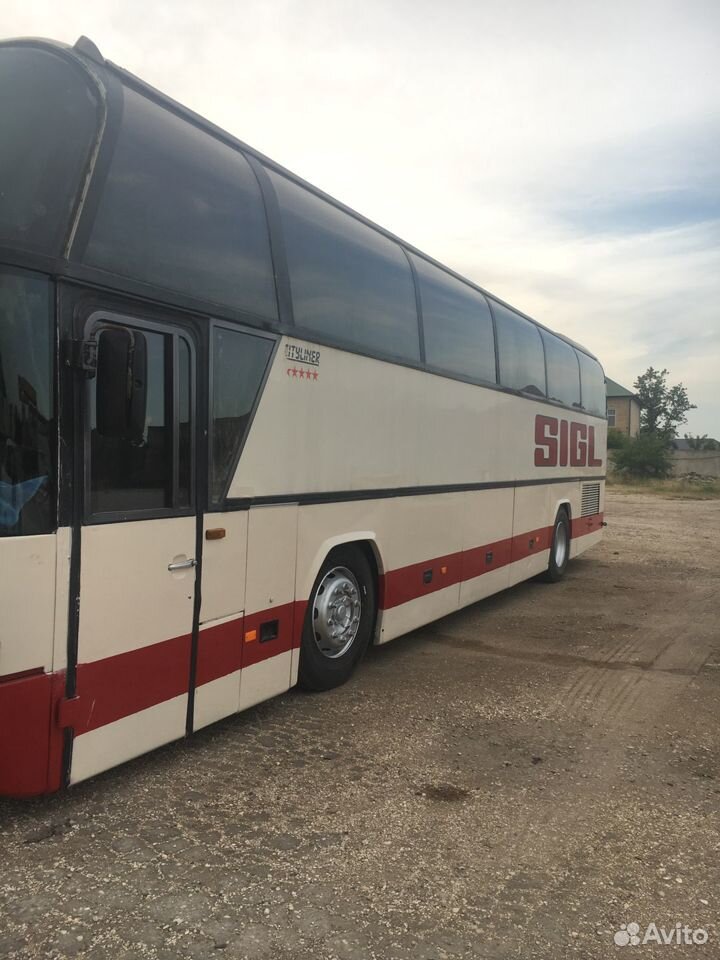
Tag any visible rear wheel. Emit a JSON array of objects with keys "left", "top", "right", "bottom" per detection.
[
  {"left": 542, "top": 508, "right": 570, "bottom": 582},
  {"left": 298, "top": 544, "right": 375, "bottom": 691}
]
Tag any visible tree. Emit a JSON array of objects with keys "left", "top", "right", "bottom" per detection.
[
  {"left": 634, "top": 367, "right": 696, "bottom": 439},
  {"left": 613, "top": 433, "right": 672, "bottom": 478},
  {"left": 607, "top": 427, "right": 629, "bottom": 450}
]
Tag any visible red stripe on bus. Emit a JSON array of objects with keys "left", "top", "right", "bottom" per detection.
[
  {"left": 381, "top": 513, "right": 603, "bottom": 610},
  {"left": 62, "top": 606, "right": 304, "bottom": 738},
  {"left": 461, "top": 536, "right": 514, "bottom": 581},
  {"left": 68, "top": 634, "right": 192, "bottom": 735},
  {"left": 381, "top": 552, "right": 462, "bottom": 608},
  {"left": 3, "top": 512, "right": 603, "bottom": 794},
  {"left": 381, "top": 529, "right": 543, "bottom": 610},
  {"left": 510, "top": 524, "right": 554, "bottom": 563},
  {"left": 59, "top": 601, "right": 306, "bottom": 737},
  {"left": 196, "top": 617, "right": 243, "bottom": 687},
  {"left": 196, "top": 600, "right": 306, "bottom": 684},
  {"left": 242, "top": 601, "right": 297, "bottom": 668},
  {"left": 571, "top": 513, "right": 604, "bottom": 537}
]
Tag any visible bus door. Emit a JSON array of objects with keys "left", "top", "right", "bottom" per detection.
[
  {"left": 192, "top": 323, "right": 289, "bottom": 730},
  {"left": 69, "top": 310, "right": 201, "bottom": 784}
]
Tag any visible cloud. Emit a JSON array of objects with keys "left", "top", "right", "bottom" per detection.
[{"left": 4, "top": 0, "right": 719, "bottom": 433}]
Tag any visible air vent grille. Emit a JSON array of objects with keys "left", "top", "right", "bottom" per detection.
[{"left": 581, "top": 482, "right": 601, "bottom": 517}]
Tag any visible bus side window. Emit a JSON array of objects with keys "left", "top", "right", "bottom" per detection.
[
  {"left": 89, "top": 324, "right": 192, "bottom": 516},
  {"left": 267, "top": 168, "right": 420, "bottom": 363},
  {"left": 82, "top": 87, "right": 277, "bottom": 323},
  {"left": 541, "top": 330, "right": 581, "bottom": 407},
  {"left": 576, "top": 351, "right": 606, "bottom": 416},
  {"left": 411, "top": 255, "right": 497, "bottom": 383},
  {"left": 0, "top": 46, "right": 101, "bottom": 257},
  {"left": 494, "top": 302, "right": 547, "bottom": 397},
  {"left": 210, "top": 326, "right": 273, "bottom": 504}
]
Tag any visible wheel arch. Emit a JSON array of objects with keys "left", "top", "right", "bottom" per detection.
[
  {"left": 295, "top": 534, "right": 384, "bottom": 689},
  {"left": 299, "top": 532, "right": 385, "bottom": 607},
  {"left": 552, "top": 497, "right": 572, "bottom": 529}
]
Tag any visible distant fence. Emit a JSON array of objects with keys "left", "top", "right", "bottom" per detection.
[
  {"left": 670, "top": 449, "right": 720, "bottom": 478},
  {"left": 607, "top": 448, "right": 720, "bottom": 478}
]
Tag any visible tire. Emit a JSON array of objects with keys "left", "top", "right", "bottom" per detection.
[
  {"left": 541, "top": 508, "right": 571, "bottom": 583},
  {"left": 298, "top": 544, "right": 376, "bottom": 691}
]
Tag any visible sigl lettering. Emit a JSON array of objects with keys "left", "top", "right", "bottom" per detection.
[{"left": 534, "top": 414, "right": 603, "bottom": 467}]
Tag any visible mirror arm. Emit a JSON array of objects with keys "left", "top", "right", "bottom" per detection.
[{"left": 62, "top": 338, "right": 98, "bottom": 378}]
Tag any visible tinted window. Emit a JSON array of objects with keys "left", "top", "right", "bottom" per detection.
[
  {"left": 576, "top": 351, "right": 606, "bottom": 416},
  {"left": 211, "top": 327, "right": 273, "bottom": 502},
  {"left": 0, "top": 46, "right": 100, "bottom": 255},
  {"left": 0, "top": 270, "right": 54, "bottom": 536},
  {"left": 89, "top": 324, "right": 193, "bottom": 515},
  {"left": 541, "top": 331, "right": 580, "bottom": 406},
  {"left": 268, "top": 170, "right": 419, "bottom": 361},
  {"left": 411, "top": 256, "right": 496, "bottom": 382},
  {"left": 493, "top": 302, "right": 546, "bottom": 396},
  {"left": 84, "top": 88, "right": 277, "bottom": 319}
]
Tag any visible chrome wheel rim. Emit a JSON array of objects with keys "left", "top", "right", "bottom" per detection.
[
  {"left": 311, "top": 566, "right": 362, "bottom": 659},
  {"left": 554, "top": 521, "right": 568, "bottom": 568}
]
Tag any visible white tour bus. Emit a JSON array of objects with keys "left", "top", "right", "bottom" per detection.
[{"left": 0, "top": 36, "right": 606, "bottom": 797}]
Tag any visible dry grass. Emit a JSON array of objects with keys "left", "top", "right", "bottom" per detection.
[{"left": 606, "top": 474, "right": 720, "bottom": 499}]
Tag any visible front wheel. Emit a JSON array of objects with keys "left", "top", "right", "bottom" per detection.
[
  {"left": 298, "top": 544, "right": 376, "bottom": 691},
  {"left": 541, "top": 509, "right": 571, "bottom": 582}
]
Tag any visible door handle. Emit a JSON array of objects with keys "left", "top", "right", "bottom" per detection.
[{"left": 168, "top": 558, "right": 197, "bottom": 571}]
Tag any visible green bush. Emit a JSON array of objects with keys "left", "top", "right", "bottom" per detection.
[
  {"left": 613, "top": 433, "right": 672, "bottom": 478},
  {"left": 607, "top": 427, "right": 629, "bottom": 449}
]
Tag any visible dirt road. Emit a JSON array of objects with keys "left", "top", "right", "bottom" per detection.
[{"left": 1, "top": 491, "right": 719, "bottom": 959}]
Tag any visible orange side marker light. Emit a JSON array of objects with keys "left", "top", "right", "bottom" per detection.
[{"left": 244, "top": 629, "right": 257, "bottom": 644}]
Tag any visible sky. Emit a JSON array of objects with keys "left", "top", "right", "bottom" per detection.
[{"left": 4, "top": 0, "right": 719, "bottom": 434}]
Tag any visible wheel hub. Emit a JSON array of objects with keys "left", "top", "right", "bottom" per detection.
[{"left": 312, "top": 566, "right": 362, "bottom": 659}]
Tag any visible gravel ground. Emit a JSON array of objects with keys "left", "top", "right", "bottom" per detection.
[{"left": 1, "top": 490, "right": 719, "bottom": 959}]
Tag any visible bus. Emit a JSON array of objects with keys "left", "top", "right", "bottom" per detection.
[{"left": 0, "top": 36, "right": 606, "bottom": 797}]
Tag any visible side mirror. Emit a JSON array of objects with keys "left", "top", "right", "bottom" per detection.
[{"left": 95, "top": 326, "right": 148, "bottom": 441}]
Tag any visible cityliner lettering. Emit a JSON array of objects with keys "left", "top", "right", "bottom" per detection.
[
  {"left": 285, "top": 343, "right": 321, "bottom": 366},
  {"left": 534, "top": 415, "right": 603, "bottom": 467}
]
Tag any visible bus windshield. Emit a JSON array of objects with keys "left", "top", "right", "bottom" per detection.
[
  {"left": 0, "top": 44, "right": 101, "bottom": 256},
  {"left": 0, "top": 270, "right": 54, "bottom": 536}
]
